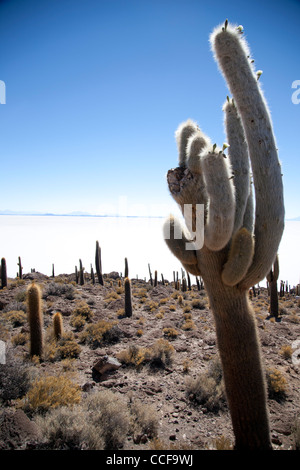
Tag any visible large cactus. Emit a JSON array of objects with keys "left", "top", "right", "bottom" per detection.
[
  {"left": 164, "top": 21, "right": 284, "bottom": 450},
  {"left": 27, "top": 282, "right": 43, "bottom": 358}
]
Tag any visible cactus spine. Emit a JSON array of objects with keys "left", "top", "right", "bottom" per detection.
[
  {"left": 164, "top": 21, "right": 284, "bottom": 450},
  {"left": 27, "top": 282, "right": 43, "bottom": 357},
  {"left": 53, "top": 312, "right": 63, "bottom": 339},
  {"left": 124, "top": 277, "right": 132, "bottom": 317}
]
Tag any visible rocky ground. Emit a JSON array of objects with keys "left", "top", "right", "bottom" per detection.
[{"left": 0, "top": 270, "right": 299, "bottom": 452}]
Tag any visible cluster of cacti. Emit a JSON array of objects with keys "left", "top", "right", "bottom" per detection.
[
  {"left": 163, "top": 20, "right": 284, "bottom": 449},
  {"left": 27, "top": 282, "right": 43, "bottom": 357}
]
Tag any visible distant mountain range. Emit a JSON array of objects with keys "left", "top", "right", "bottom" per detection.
[
  {"left": 1, "top": 209, "right": 299, "bottom": 220},
  {"left": 0, "top": 209, "right": 164, "bottom": 218}
]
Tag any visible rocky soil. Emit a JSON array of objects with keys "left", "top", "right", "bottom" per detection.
[{"left": 0, "top": 271, "right": 299, "bottom": 451}]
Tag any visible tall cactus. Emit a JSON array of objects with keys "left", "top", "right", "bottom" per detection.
[
  {"left": 27, "top": 282, "right": 43, "bottom": 357},
  {"left": 1, "top": 258, "right": 7, "bottom": 289},
  {"left": 266, "top": 254, "right": 279, "bottom": 319},
  {"left": 95, "top": 241, "right": 104, "bottom": 285},
  {"left": 163, "top": 21, "right": 284, "bottom": 450},
  {"left": 124, "top": 277, "right": 133, "bottom": 317}
]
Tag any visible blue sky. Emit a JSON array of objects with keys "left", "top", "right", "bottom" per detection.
[{"left": 1, "top": 0, "right": 299, "bottom": 218}]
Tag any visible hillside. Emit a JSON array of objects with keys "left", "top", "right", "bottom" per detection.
[{"left": 0, "top": 271, "right": 299, "bottom": 451}]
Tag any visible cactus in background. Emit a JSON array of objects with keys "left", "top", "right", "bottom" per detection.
[
  {"left": 53, "top": 312, "right": 63, "bottom": 339},
  {"left": 79, "top": 259, "right": 84, "bottom": 286},
  {"left": 266, "top": 254, "right": 279, "bottom": 319},
  {"left": 27, "top": 282, "right": 43, "bottom": 357},
  {"left": 18, "top": 256, "right": 23, "bottom": 279},
  {"left": 124, "top": 257, "right": 129, "bottom": 279},
  {"left": 148, "top": 263, "right": 153, "bottom": 286},
  {"left": 154, "top": 270, "right": 158, "bottom": 287},
  {"left": 91, "top": 264, "right": 95, "bottom": 285},
  {"left": 1, "top": 258, "right": 7, "bottom": 289},
  {"left": 163, "top": 20, "right": 284, "bottom": 450},
  {"left": 124, "top": 277, "right": 132, "bottom": 317},
  {"left": 95, "top": 241, "right": 104, "bottom": 285}
]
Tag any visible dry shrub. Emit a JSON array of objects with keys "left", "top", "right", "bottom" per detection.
[
  {"left": 150, "top": 338, "right": 175, "bottom": 368},
  {"left": 144, "top": 300, "right": 159, "bottom": 312},
  {"left": 43, "top": 281, "right": 75, "bottom": 300},
  {"left": 214, "top": 435, "right": 233, "bottom": 450},
  {"left": 280, "top": 344, "right": 293, "bottom": 360},
  {"left": 129, "top": 398, "right": 158, "bottom": 442},
  {"left": 118, "top": 339, "right": 175, "bottom": 370},
  {"left": 35, "top": 405, "right": 104, "bottom": 450},
  {"left": 266, "top": 368, "right": 288, "bottom": 400},
  {"left": 54, "top": 332, "right": 81, "bottom": 360},
  {"left": 0, "top": 357, "right": 34, "bottom": 404},
  {"left": 84, "top": 390, "right": 130, "bottom": 449},
  {"left": 23, "top": 375, "right": 81, "bottom": 413},
  {"left": 186, "top": 355, "right": 226, "bottom": 412},
  {"left": 163, "top": 327, "right": 179, "bottom": 339},
  {"left": 79, "top": 320, "right": 121, "bottom": 348},
  {"left": 191, "top": 299, "right": 206, "bottom": 310},
  {"left": 2, "top": 310, "right": 27, "bottom": 327},
  {"left": 117, "top": 344, "right": 152, "bottom": 369}
]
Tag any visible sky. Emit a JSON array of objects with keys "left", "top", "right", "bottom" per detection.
[{"left": 0, "top": 0, "right": 300, "bottom": 219}]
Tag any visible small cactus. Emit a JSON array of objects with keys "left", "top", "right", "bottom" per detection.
[
  {"left": 53, "top": 312, "right": 63, "bottom": 339},
  {"left": 27, "top": 282, "right": 43, "bottom": 357},
  {"left": 124, "top": 277, "right": 133, "bottom": 317}
]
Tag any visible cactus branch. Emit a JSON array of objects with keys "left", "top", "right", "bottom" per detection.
[{"left": 210, "top": 23, "right": 285, "bottom": 288}]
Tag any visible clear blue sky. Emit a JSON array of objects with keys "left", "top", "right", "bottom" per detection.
[{"left": 1, "top": 0, "right": 299, "bottom": 218}]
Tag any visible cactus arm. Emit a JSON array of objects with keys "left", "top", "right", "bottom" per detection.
[
  {"left": 210, "top": 24, "right": 285, "bottom": 288},
  {"left": 201, "top": 145, "right": 236, "bottom": 251},
  {"left": 175, "top": 119, "right": 199, "bottom": 167},
  {"left": 221, "top": 227, "right": 254, "bottom": 286},
  {"left": 223, "top": 98, "right": 251, "bottom": 234},
  {"left": 242, "top": 182, "right": 254, "bottom": 234},
  {"left": 163, "top": 215, "right": 201, "bottom": 275},
  {"left": 168, "top": 121, "right": 209, "bottom": 219}
]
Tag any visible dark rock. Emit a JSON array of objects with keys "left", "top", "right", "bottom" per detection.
[
  {"left": 92, "top": 355, "right": 122, "bottom": 375},
  {"left": 0, "top": 409, "right": 41, "bottom": 450}
]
